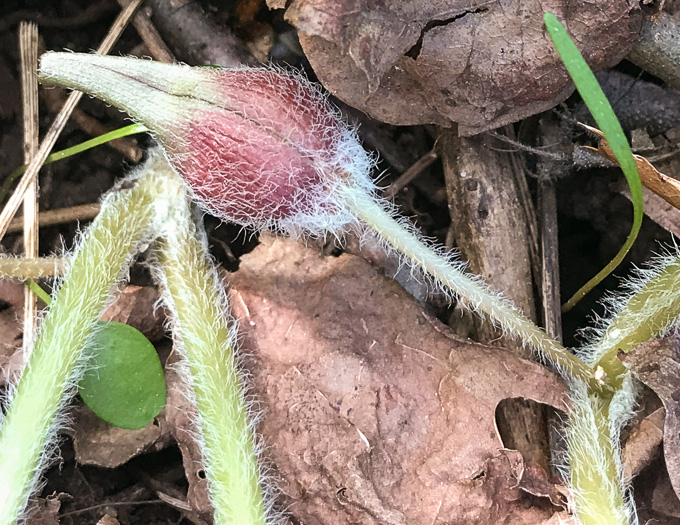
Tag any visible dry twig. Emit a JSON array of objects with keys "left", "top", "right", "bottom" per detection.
[
  {"left": 0, "top": 0, "right": 144, "bottom": 242},
  {"left": 19, "top": 21, "right": 40, "bottom": 355}
]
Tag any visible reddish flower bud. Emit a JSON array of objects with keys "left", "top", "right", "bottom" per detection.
[{"left": 39, "top": 53, "right": 375, "bottom": 235}]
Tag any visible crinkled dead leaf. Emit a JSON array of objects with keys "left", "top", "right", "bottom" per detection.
[
  {"left": 0, "top": 304, "right": 25, "bottom": 386},
  {"left": 621, "top": 335, "right": 680, "bottom": 502},
  {"left": 228, "top": 234, "right": 571, "bottom": 524},
  {"left": 71, "top": 402, "right": 172, "bottom": 469},
  {"left": 515, "top": 454, "right": 569, "bottom": 509},
  {"left": 101, "top": 285, "right": 167, "bottom": 343},
  {"left": 26, "top": 494, "right": 62, "bottom": 525},
  {"left": 162, "top": 366, "right": 213, "bottom": 519},
  {"left": 621, "top": 186, "right": 680, "bottom": 239},
  {"left": 623, "top": 407, "right": 664, "bottom": 480},
  {"left": 585, "top": 125, "right": 680, "bottom": 211},
  {"left": 268, "top": 0, "right": 644, "bottom": 135},
  {"left": 73, "top": 363, "right": 214, "bottom": 516}
]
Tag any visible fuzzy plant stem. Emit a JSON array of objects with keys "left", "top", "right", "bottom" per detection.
[
  {"left": 0, "top": 161, "right": 160, "bottom": 525},
  {"left": 567, "top": 382, "right": 631, "bottom": 525},
  {"left": 591, "top": 257, "right": 680, "bottom": 386},
  {"left": 154, "top": 170, "right": 266, "bottom": 525},
  {"left": 564, "top": 254, "right": 680, "bottom": 525},
  {"left": 341, "top": 187, "right": 599, "bottom": 389}
]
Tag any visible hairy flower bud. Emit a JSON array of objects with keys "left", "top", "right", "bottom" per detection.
[{"left": 39, "top": 52, "right": 376, "bottom": 236}]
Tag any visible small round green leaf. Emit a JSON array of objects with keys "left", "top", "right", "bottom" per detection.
[{"left": 79, "top": 321, "right": 166, "bottom": 429}]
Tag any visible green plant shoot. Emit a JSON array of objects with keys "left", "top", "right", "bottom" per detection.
[
  {"left": 1, "top": 123, "right": 148, "bottom": 204},
  {"left": 22, "top": 265, "right": 165, "bottom": 430},
  {"left": 544, "top": 12, "right": 643, "bottom": 312},
  {"left": 79, "top": 321, "right": 165, "bottom": 430}
]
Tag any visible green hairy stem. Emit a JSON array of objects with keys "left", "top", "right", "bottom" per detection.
[
  {"left": 590, "top": 256, "right": 680, "bottom": 386},
  {"left": 0, "top": 154, "right": 166, "bottom": 524},
  {"left": 567, "top": 383, "right": 630, "bottom": 525},
  {"left": 153, "top": 164, "right": 267, "bottom": 525},
  {"left": 343, "top": 187, "right": 599, "bottom": 390},
  {"left": 565, "top": 254, "right": 680, "bottom": 525}
]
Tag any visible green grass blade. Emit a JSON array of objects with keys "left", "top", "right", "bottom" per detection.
[
  {"left": 544, "top": 12, "right": 643, "bottom": 312},
  {"left": 25, "top": 279, "right": 52, "bottom": 305},
  {"left": 1, "top": 123, "right": 148, "bottom": 205}
]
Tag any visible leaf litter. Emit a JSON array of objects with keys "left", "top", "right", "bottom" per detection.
[
  {"left": 269, "top": 0, "right": 644, "bottom": 135},
  {"left": 227, "top": 234, "right": 571, "bottom": 524},
  {"left": 3, "top": 0, "right": 680, "bottom": 523},
  {"left": 621, "top": 335, "right": 680, "bottom": 505}
]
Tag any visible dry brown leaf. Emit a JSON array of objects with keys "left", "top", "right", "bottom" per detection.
[
  {"left": 621, "top": 335, "right": 680, "bottom": 502},
  {"left": 586, "top": 126, "right": 680, "bottom": 211},
  {"left": 26, "top": 494, "right": 62, "bottom": 525},
  {"left": 71, "top": 402, "right": 172, "bottom": 469},
  {"left": 227, "top": 234, "right": 570, "bottom": 524},
  {"left": 96, "top": 515, "right": 121, "bottom": 525},
  {"left": 623, "top": 407, "right": 665, "bottom": 480},
  {"left": 268, "top": 0, "right": 644, "bottom": 135},
  {"left": 101, "top": 285, "right": 167, "bottom": 342},
  {"left": 0, "top": 278, "right": 26, "bottom": 310},
  {"left": 516, "top": 457, "right": 569, "bottom": 510},
  {"left": 619, "top": 186, "right": 680, "bottom": 239},
  {"left": 162, "top": 366, "right": 213, "bottom": 518},
  {"left": 0, "top": 305, "right": 27, "bottom": 386}
]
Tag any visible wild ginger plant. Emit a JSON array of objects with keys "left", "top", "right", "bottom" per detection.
[
  {"left": 0, "top": 155, "right": 162, "bottom": 522},
  {"left": 0, "top": 151, "right": 269, "bottom": 525},
  {"left": 0, "top": 15, "right": 677, "bottom": 525}
]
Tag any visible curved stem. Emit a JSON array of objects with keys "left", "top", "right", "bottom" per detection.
[
  {"left": 591, "top": 256, "right": 680, "bottom": 388},
  {"left": 545, "top": 14, "right": 644, "bottom": 313},
  {"left": 562, "top": 215, "right": 642, "bottom": 313},
  {"left": 343, "top": 187, "right": 599, "bottom": 391},
  {"left": 0, "top": 157, "right": 161, "bottom": 524},
  {"left": 154, "top": 169, "right": 267, "bottom": 525}
]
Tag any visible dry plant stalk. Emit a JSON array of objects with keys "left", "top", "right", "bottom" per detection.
[
  {"left": 19, "top": 21, "right": 39, "bottom": 354},
  {"left": 0, "top": 0, "right": 144, "bottom": 241}
]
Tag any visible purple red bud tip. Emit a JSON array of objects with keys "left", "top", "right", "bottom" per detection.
[{"left": 39, "top": 53, "right": 376, "bottom": 236}]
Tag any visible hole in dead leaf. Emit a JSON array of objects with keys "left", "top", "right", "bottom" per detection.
[
  {"left": 197, "top": 469, "right": 206, "bottom": 480},
  {"left": 336, "top": 486, "right": 349, "bottom": 503},
  {"left": 495, "top": 398, "right": 565, "bottom": 473},
  {"left": 471, "top": 469, "right": 485, "bottom": 481}
]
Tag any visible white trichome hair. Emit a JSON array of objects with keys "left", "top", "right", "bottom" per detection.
[
  {"left": 564, "top": 378, "right": 638, "bottom": 525},
  {"left": 148, "top": 159, "right": 275, "bottom": 525}
]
